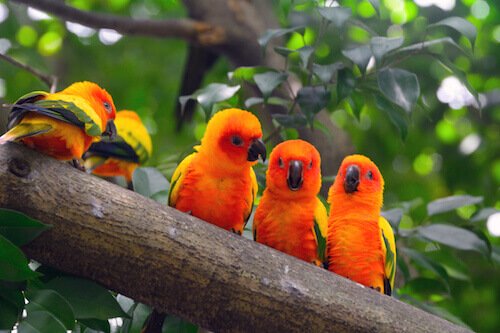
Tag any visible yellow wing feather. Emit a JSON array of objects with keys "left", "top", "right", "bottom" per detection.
[
  {"left": 115, "top": 111, "right": 152, "bottom": 164},
  {"left": 244, "top": 168, "right": 258, "bottom": 225},
  {"left": 312, "top": 198, "right": 328, "bottom": 265},
  {"left": 168, "top": 152, "right": 197, "bottom": 208},
  {"left": 379, "top": 216, "right": 397, "bottom": 291}
]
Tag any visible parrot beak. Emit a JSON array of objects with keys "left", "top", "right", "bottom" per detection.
[
  {"left": 344, "top": 165, "right": 360, "bottom": 194},
  {"left": 103, "top": 120, "right": 117, "bottom": 140},
  {"left": 247, "top": 138, "right": 267, "bottom": 162},
  {"left": 287, "top": 160, "right": 303, "bottom": 191}
]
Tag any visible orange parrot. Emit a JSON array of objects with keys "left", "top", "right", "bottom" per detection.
[
  {"left": 168, "top": 108, "right": 266, "bottom": 234},
  {"left": 84, "top": 110, "right": 153, "bottom": 184},
  {"left": 327, "top": 154, "right": 396, "bottom": 295},
  {"left": 0, "top": 81, "right": 117, "bottom": 165},
  {"left": 253, "top": 139, "right": 328, "bottom": 266}
]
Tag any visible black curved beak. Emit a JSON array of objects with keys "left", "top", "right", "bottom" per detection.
[
  {"left": 103, "top": 120, "right": 117, "bottom": 140},
  {"left": 287, "top": 160, "right": 303, "bottom": 191},
  {"left": 344, "top": 165, "right": 360, "bottom": 194},
  {"left": 247, "top": 138, "right": 267, "bottom": 162}
]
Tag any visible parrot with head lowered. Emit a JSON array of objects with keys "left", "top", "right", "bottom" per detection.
[
  {"left": 0, "top": 81, "right": 117, "bottom": 164},
  {"left": 168, "top": 108, "right": 266, "bottom": 234},
  {"left": 327, "top": 154, "right": 396, "bottom": 295},
  {"left": 253, "top": 139, "right": 328, "bottom": 267},
  {"left": 83, "top": 110, "right": 152, "bottom": 184}
]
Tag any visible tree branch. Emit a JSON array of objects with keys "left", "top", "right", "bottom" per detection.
[
  {"left": 10, "top": 0, "right": 225, "bottom": 45},
  {"left": 0, "top": 53, "right": 57, "bottom": 92},
  {"left": 0, "top": 143, "right": 471, "bottom": 333}
]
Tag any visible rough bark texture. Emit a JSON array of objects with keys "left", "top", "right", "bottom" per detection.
[{"left": 0, "top": 143, "right": 471, "bottom": 333}]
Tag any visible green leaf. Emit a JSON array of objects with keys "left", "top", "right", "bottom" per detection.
[
  {"left": 273, "top": 46, "right": 296, "bottom": 57},
  {"left": 377, "top": 68, "right": 419, "bottom": 113},
  {"left": 272, "top": 114, "right": 308, "bottom": 128},
  {"left": 244, "top": 97, "right": 264, "bottom": 108},
  {"left": 347, "top": 92, "right": 364, "bottom": 120},
  {"left": 0, "top": 234, "right": 38, "bottom": 281},
  {"left": 296, "top": 86, "right": 329, "bottom": 124},
  {"left": 132, "top": 167, "right": 170, "bottom": 200},
  {"left": 367, "top": 0, "right": 380, "bottom": 14},
  {"left": 254, "top": 72, "right": 288, "bottom": 99},
  {"left": 470, "top": 207, "right": 499, "bottom": 222},
  {"left": 26, "top": 289, "right": 75, "bottom": 329},
  {"left": 375, "top": 94, "right": 408, "bottom": 139},
  {"left": 258, "top": 26, "right": 305, "bottom": 51},
  {"left": 370, "top": 36, "right": 404, "bottom": 64},
  {"left": 79, "top": 319, "right": 110, "bottom": 333},
  {"left": 179, "top": 84, "right": 241, "bottom": 120},
  {"left": 151, "top": 190, "right": 169, "bottom": 206},
  {"left": 336, "top": 68, "right": 356, "bottom": 102},
  {"left": 342, "top": 44, "right": 372, "bottom": 72},
  {"left": 401, "top": 277, "right": 449, "bottom": 296},
  {"left": 298, "top": 46, "right": 315, "bottom": 68},
  {"left": 428, "top": 16, "right": 477, "bottom": 47},
  {"left": 417, "top": 224, "right": 489, "bottom": 255},
  {"left": 381, "top": 208, "right": 404, "bottom": 230},
  {"left": 45, "top": 276, "right": 128, "bottom": 320},
  {"left": 317, "top": 7, "right": 352, "bottom": 28},
  {"left": 228, "top": 66, "right": 270, "bottom": 83},
  {"left": 312, "top": 62, "right": 343, "bottom": 84},
  {"left": 392, "top": 37, "right": 471, "bottom": 58},
  {"left": 427, "top": 195, "right": 483, "bottom": 216},
  {"left": 128, "top": 303, "right": 151, "bottom": 333},
  {"left": 0, "top": 208, "right": 51, "bottom": 246},
  {"left": 163, "top": 315, "right": 198, "bottom": 333},
  {"left": 18, "top": 310, "right": 67, "bottom": 333},
  {"left": 401, "top": 248, "right": 449, "bottom": 283},
  {"left": 0, "top": 296, "right": 18, "bottom": 330}
]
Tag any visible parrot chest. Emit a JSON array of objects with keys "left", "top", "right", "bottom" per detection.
[
  {"left": 176, "top": 169, "right": 252, "bottom": 233},
  {"left": 255, "top": 199, "right": 317, "bottom": 263}
]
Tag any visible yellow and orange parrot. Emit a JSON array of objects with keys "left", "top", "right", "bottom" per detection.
[
  {"left": 83, "top": 110, "right": 152, "bottom": 183},
  {"left": 327, "top": 154, "right": 396, "bottom": 295},
  {"left": 0, "top": 81, "right": 117, "bottom": 163},
  {"left": 168, "top": 108, "right": 266, "bottom": 234},
  {"left": 253, "top": 140, "right": 328, "bottom": 266}
]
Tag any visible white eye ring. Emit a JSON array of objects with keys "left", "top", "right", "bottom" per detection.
[{"left": 103, "top": 102, "right": 112, "bottom": 114}]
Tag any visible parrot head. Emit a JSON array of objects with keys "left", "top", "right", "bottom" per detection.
[
  {"left": 266, "top": 140, "right": 321, "bottom": 197},
  {"left": 329, "top": 154, "right": 384, "bottom": 209},
  {"left": 62, "top": 81, "right": 117, "bottom": 139},
  {"left": 201, "top": 108, "right": 266, "bottom": 170}
]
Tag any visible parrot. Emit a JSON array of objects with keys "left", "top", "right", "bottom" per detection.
[
  {"left": 83, "top": 110, "right": 153, "bottom": 184},
  {"left": 253, "top": 139, "right": 328, "bottom": 267},
  {"left": 0, "top": 81, "right": 117, "bottom": 164},
  {"left": 168, "top": 108, "right": 266, "bottom": 234},
  {"left": 327, "top": 154, "right": 396, "bottom": 295}
]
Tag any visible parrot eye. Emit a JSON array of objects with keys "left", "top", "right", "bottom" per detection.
[
  {"left": 308, "top": 160, "right": 313, "bottom": 169},
  {"left": 103, "top": 101, "right": 112, "bottom": 114},
  {"left": 366, "top": 170, "right": 373, "bottom": 180},
  {"left": 231, "top": 135, "right": 244, "bottom": 147},
  {"left": 278, "top": 157, "right": 284, "bottom": 168}
]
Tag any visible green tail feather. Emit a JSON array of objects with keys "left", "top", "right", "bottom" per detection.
[{"left": 0, "top": 123, "right": 52, "bottom": 145}]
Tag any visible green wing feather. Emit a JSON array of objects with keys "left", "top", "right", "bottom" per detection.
[
  {"left": 312, "top": 198, "right": 328, "bottom": 265},
  {"left": 379, "top": 216, "right": 397, "bottom": 295}
]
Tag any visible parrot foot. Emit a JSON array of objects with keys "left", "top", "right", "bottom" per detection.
[{"left": 70, "top": 159, "right": 86, "bottom": 172}]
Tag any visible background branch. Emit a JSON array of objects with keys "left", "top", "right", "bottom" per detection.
[
  {"left": 0, "top": 53, "right": 57, "bottom": 92},
  {"left": 0, "top": 143, "right": 472, "bottom": 333}
]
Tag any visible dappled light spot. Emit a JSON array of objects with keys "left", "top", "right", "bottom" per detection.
[
  {"left": 38, "top": 31, "right": 63, "bottom": 56},
  {"left": 27, "top": 7, "right": 51, "bottom": 21},
  {"left": 414, "top": 0, "right": 455, "bottom": 11},
  {"left": 437, "top": 76, "right": 476, "bottom": 109},
  {"left": 0, "top": 38, "right": 11, "bottom": 54},
  {"left": 0, "top": 78, "right": 5, "bottom": 98},
  {"left": 413, "top": 153, "right": 433, "bottom": 176},
  {"left": 459, "top": 133, "right": 481, "bottom": 155},
  {"left": 66, "top": 22, "right": 95, "bottom": 38},
  {"left": 98, "top": 29, "right": 123, "bottom": 45},
  {"left": 486, "top": 213, "right": 500, "bottom": 237},
  {"left": 16, "top": 25, "right": 38, "bottom": 48},
  {"left": 471, "top": 0, "right": 490, "bottom": 20},
  {"left": 0, "top": 3, "right": 8, "bottom": 24}
]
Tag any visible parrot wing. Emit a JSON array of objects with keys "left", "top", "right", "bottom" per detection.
[
  {"left": 0, "top": 123, "right": 53, "bottom": 145},
  {"left": 379, "top": 216, "right": 396, "bottom": 296},
  {"left": 85, "top": 138, "right": 139, "bottom": 163},
  {"left": 168, "top": 151, "right": 197, "bottom": 207},
  {"left": 8, "top": 93, "right": 103, "bottom": 137},
  {"left": 312, "top": 198, "right": 328, "bottom": 266},
  {"left": 244, "top": 168, "right": 258, "bottom": 229}
]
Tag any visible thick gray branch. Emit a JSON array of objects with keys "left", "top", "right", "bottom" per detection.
[
  {"left": 0, "top": 143, "right": 471, "bottom": 333},
  {"left": 10, "top": 0, "right": 224, "bottom": 45}
]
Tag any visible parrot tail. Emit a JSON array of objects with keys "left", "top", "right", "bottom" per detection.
[{"left": 0, "top": 123, "right": 52, "bottom": 145}]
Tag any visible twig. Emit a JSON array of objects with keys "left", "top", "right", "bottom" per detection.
[
  {"left": 0, "top": 53, "right": 57, "bottom": 90},
  {"left": 11, "top": 0, "right": 223, "bottom": 45}
]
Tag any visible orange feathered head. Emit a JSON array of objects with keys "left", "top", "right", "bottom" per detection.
[
  {"left": 62, "top": 81, "right": 117, "bottom": 137},
  {"left": 200, "top": 108, "right": 266, "bottom": 169},
  {"left": 266, "top": 140, "right": 321, "bottom": 198},
  {"left": 328, "top": 154, "right": 384, "bottom": 210}
]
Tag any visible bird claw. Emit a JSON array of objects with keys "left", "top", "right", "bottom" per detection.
[{"left": 71, "top": 159, "right": 86, "bottom": 172}]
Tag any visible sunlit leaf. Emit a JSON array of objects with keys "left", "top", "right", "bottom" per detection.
[
  {"left": 370, "top": 36, "right": 404, "bottom": 64},
  {"left": 254, "top": 72, "right": 288, "bottom": 99},
  {"left": 427, "top": 195, "right": 483, "bottom": 216},
  {"left": 342, "top": 44, "right": 372, "bottom": 72},
  {"left": 228, "top": 66, "right": 270, "bottom": 83},
  {"left": 428, "top": 16, "right": 477, "bottom": 47},
  {"left": 0, "top": 208, "right": 51, "bottom": 246},
  {"left": 470, "top": 207, "right": 499, "bottom": 222},
  {"left": 367, "top": 0, "right": 380, "bottom": 14},
  {"left": 0, "top": 234, "right": 38, "bottom": 281},
  {"left": 417, "top": 224, "right": 488, "bottom": 255},
  {"left": 258, "top": 26, "right": 305, "bottom": 51},
  {"left": 273, "top": 46, "right": 296, "bottom": 57},
  {"left": 317, "top": 7, "right": 352, "bottom": 28},
  {"left": 179, "top": 84, "right": 241, "bottom": 120},
  {"left": 377, "top": 68, "right": 419, "bottom": 113}
]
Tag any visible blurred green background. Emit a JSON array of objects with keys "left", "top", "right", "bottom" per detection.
[{"left": 0, "top": 0, "right": 499, "bottom": 332}]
